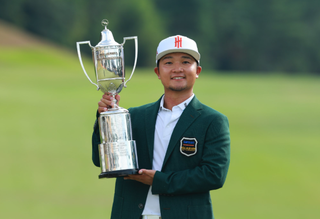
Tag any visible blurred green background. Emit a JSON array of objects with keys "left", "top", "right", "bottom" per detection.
[
  {"left": 0, "top": 1, "right": 320, "bottom": 219},
  {"left": 2, "top": 0, "right": 320, "bottom": 73}
]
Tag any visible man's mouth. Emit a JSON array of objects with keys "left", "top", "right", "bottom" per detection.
[{"left": 172, "top": 76, "right": 184, "bottom": 79}]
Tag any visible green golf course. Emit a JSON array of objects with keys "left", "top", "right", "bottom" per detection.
[{"left": 0, "top": 43, "right": 319, "bottom": 219}]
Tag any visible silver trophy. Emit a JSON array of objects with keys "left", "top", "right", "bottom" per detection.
[{"left": 76, "top": 19, "right": 139, "bottom": 178}]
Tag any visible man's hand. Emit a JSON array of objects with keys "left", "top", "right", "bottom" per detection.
[
  {"left": 124, "top": 169, "right": 156, "bottom": 186},
  {"left": 98, "top": 93, "right": 120, "bottom": 114}
]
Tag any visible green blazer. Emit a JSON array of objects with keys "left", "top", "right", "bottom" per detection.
[{"left": 92, "top": 96, "right": 230, "bottom": 219}]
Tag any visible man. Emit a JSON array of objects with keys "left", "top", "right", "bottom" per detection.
[{"left": 92, "top": 35, "right": 230, "bottom": 219}]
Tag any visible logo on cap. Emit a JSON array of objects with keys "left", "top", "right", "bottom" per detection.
[{"left": 175, "top": 36, "right": 182, "bottom": 48}]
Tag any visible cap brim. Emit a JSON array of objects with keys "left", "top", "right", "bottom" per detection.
[{"left": 156, "top": 49, "right": 200, "bottom": 63}]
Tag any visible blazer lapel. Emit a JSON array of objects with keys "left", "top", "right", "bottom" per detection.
[
  {"left": 162, "top": 96, "right": 203, "bottom": 169},
  {"left": 144, "top": 97, "right": 162, "bottom": 164}
]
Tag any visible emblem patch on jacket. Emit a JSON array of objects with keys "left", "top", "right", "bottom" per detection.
[{"left": 180, "top": 137, "right": 198, "bottom": 156}]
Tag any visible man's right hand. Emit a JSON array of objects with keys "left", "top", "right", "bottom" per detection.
[{"left": 98, "top": 93, "right": 121, "bottom": 114}]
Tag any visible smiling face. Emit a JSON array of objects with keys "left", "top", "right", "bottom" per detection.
[{"left": 154, "top": 52, "right": 202, "bottom": 96}]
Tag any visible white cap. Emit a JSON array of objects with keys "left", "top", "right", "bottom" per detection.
[{"left": 156, "top": 35, "right": 200, "bottom": 63}]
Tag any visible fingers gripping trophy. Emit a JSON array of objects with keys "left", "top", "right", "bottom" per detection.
[{"left": 76, "top": 19, "right": 139, "bottom": 178}]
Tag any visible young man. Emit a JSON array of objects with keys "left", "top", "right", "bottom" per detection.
[{"left": 92, "top": 35, "right": 230, "bottom": 219}]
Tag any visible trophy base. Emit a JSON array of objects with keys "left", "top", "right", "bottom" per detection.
[{"left": 99, "top": 169, "right": 139, "bottom": 179}]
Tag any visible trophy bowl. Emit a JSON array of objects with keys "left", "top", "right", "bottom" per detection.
[{"left": 95, "top": 45, "right": 124, "bottom": 94}]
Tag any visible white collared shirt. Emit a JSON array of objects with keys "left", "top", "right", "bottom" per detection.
[{"left": 142, "top": 94, "right": 194, "bottom": 216}]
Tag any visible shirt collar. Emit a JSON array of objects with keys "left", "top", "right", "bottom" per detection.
[{"left": 159, "top": 94, "right": 194, "bottom": 111}]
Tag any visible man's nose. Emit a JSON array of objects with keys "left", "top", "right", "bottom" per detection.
[{"left": 172, "top": 63, "right": 183, "bottom": 72}]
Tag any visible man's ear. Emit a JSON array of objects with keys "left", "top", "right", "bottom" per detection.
[
  {"left": 196, "top": 66, "right": 202, "bottom": 78},
  {"left": 154, "top": 67, "right": 160, "bottom": 79}
]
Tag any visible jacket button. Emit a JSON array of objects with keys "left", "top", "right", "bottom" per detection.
[{"left": 138, "top": 203, "right": 144, "bottom": 209}]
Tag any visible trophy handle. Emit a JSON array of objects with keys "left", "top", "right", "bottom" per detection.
[
  {"left": 122, "top": 36, "right": 138, "bottom": 88},
  {"left": 76, "top": 41, "right": 100, "bottom": 90}
]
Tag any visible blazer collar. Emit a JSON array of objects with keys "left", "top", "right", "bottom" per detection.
[
  {"left": 144, "top": 96, "right": 163, "bottom": 164},
  {"left": 162, "top": 96, "right": 203, "bottom": 168},
  {"left": 144, "top": 95, "right": 203, "bottom": 169}
]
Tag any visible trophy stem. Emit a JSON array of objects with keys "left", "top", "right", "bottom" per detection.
[{"left": 109, "top": 92, "right": 119, "bottom": 110}]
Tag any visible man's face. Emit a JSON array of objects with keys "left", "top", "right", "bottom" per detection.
[{"left": 154, "top": 52, "right": 202, "bottom": 94}]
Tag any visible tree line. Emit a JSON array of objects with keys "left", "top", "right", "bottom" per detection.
[{"left": 1, "top": 0, "right": 320, "bottom": 74}]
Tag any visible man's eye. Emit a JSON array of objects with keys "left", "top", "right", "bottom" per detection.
[
  {"left": 183, "top": 61, "right": 190, "bottom": 64},
  {"left": 165, "top": 62, "right": 172, "bottom": 64}
]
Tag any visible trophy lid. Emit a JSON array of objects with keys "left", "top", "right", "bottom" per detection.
[{"left": 96, "top": 19, "right": 120, "bottom": 47}]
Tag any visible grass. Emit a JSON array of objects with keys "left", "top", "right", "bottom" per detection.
[{"left": 0, "top": 46, "right": 319, "bottom": 219}]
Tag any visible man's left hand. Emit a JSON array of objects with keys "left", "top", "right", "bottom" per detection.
[{"left": 124, "top": 169, "right": 156, "bottom": 185}]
